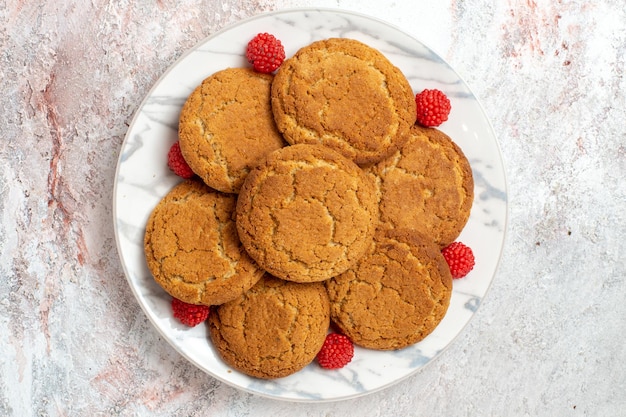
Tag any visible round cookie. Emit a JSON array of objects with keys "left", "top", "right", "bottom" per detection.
[
  {"left": 178, "top": 68, "right": 286, "bottom": 194},
  {"left": 144, "top": 180, "right": 264, "bottom": 306},
  {"left": 208, "top": 274, "right": 330, "bottom": 379},
  {"left": 368, "top": 125, "right": 474, "bottom": 248},
  {"left": 236, "top": 143, "right": 379, "bottom": 283},
  {"left": 325, "top": 229, "right": 453, "bottom": 350},
  {"left": 271, "top": 38, "right": 416, "bottom": 165}
]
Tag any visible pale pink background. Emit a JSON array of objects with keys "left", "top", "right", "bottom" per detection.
[{"left": 1, "top": 0, "right": 624, "bottom": 415}]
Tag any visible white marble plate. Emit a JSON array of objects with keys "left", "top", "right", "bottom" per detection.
[{"left": 113, "top": 8, "right": 507, "bottom": 402}]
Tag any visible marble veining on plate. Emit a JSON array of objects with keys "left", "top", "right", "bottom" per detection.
[{"left": 113, "top": 8, "right": 507, "bottom": 402}]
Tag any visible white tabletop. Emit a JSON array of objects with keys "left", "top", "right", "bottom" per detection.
[{"left": 1, "top": 0, "right": 624, "bottom": 415}]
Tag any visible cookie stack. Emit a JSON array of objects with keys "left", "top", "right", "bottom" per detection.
[{"left": 143, "top": 38, "right": 474, "bottom": 379}]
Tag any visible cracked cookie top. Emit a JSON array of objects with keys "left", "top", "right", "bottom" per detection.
[
  {"left": 271, "top": 38, "right": 416, "bottom": 165},
  {"left": 178, "top": 68, "right": 286, "bottom": 193},
  {"left": 144, "top": 180, "right": 264, "bottom": 306},
  {"left": 367, "top": 125, "right": 474, "bottom": 248},
  {"left": 208, "top": 274, "right": 330, "bottom": 379},
  {"left": 236, "top": 144, "right": 379, "bottom": 283},
  {"left": 325, "top": 228, "right": 453, "bottom": 350}
]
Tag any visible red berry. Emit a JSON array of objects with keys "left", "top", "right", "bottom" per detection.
[
  {"left": 441, "top": 242, "right": 475, "bottom": 279},
  {"left": 415, "top": 89, "right": 451, "bottom": 127},
  {"left": 167, "top": 141, "right": 194, "bottom": 179},
  {"left": 171, "top": 298, "right": 209, "bottom": 327},
  {"left": 317, "top": 333, "right": 354, "bottom": 369},
  {"left": 246, "top": 33, "right": 286, "bottom": 73}
]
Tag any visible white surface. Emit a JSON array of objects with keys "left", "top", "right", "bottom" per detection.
[
  {"left": 114, "top": 8, "right": 506, "bottom": 402},
  {"left": 1, "top": 0, "right": 624, "bottom": 415}
]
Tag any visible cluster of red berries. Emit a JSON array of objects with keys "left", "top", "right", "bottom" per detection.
[
  {"left": 167, "top": 141, "right": 194, "bottom": 179},
  {"left": 414, "top": 88, "right": 451, "bottom": 127},
  {"left": 171, "top": 297, "right": 210, "bottom": 327},
  {"left": 442, "top": 241, "right": 475, "bottom": 279},
  {"left": 246, "top": 32, "right": 286, "bottom": 73},
  {"left": 317, "top": 333, "right": 354, "bottom": 369}
]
